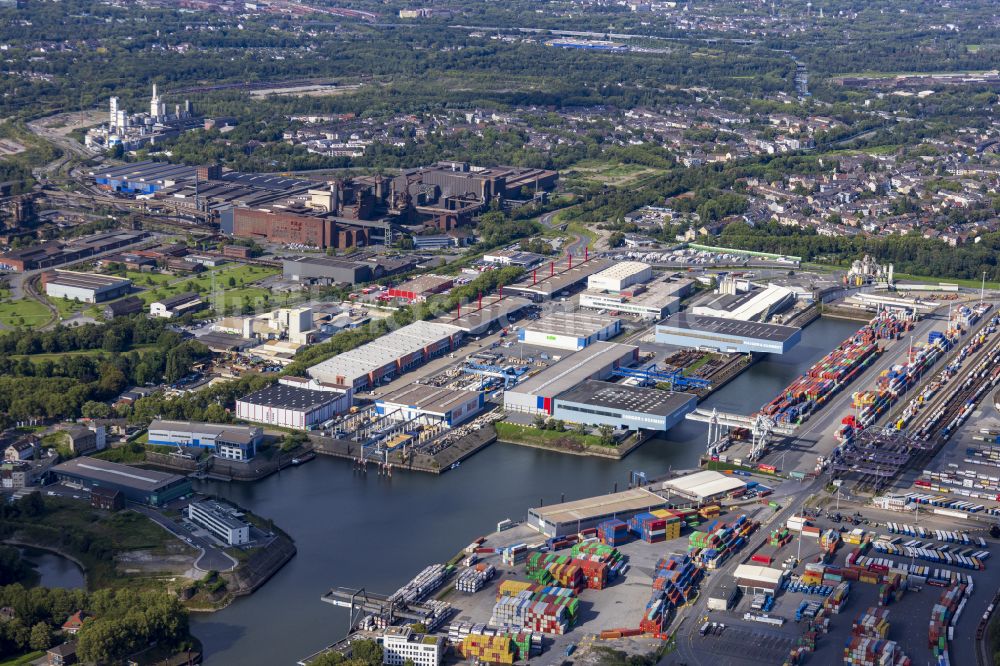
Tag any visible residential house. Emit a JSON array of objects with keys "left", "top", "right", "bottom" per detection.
[
  {"left": 47, "top": 641, "right": 77, "bottom": 666},
  {"left": 4, "top": 437, "right": 37, "bottom": 462},
  {"left": 61, "top": 611, "right": 90, "bottom": 635}
]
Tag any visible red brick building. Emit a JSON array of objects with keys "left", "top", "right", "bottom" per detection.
[{"left": 231, "top": 209, "right": 367, "bottom": 249}]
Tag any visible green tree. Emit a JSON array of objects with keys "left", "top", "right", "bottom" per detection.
[
  {"left": 81, "top": 401, "right": 112, "bottom": 419},
  {"left": 29, "top": 621, "right": 51, "bottom": 651},
  {"left": 598, "top": 424, "right": 614, "bottom": 446},
  {"left": 351, "top": 640, "right": 383, "bottom": 666}
]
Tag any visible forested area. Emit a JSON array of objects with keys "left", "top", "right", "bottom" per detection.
[
  {"left": 719, "top": 221, "right": 1000, "bottom": 281},
  {"left": 0, "top": 318, "right": 209, "bottom": 427}
]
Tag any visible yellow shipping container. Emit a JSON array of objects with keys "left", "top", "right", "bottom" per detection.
[
  {"left": 460, "top": 636, "right": 515, "bottom": 664},
  {"left": 497, "top": 579, "right": 533, "bottom": 600}
]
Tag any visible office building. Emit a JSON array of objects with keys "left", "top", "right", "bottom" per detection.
[
  {"left": 147, "top": 420, "right": 263, "bottom": 461},
  {"left": 381, "top": 626, "right": 445, "bottom": 666},
  {"left": 187, "top": 500, "right": 250, "bottom": 546},
  {"left": 51, "top": 457, "right": 192, "bottom": 506},
  {"left": 42, "top": 271, "right": 132, "bottom": 304},
  {"left": 655, "top": 313, "right": 801, "bottom": 354},
  {"left": 518, "top": 312, "right": 622, "bottom": 351}
]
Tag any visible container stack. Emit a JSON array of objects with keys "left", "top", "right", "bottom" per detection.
[
  {"left": 823, "top": 583, "right": 851, "bottom": 614},
  {"left": 496, "top": 579, "right": 534, "bottom": 599},
  {"left": 502, "top": 544, "right": 530, "bottom": 566},
  {"left": 928, "top": 583, "right": 966, "bottom": 655},
  {"left": 639, "top": 589, "right": 668, "bottom": 634},
  {"left": 877, "top": 573, "right": 907, "bottom": 606},
  {"left": 652, "top": 553, "right": 702, "bottom": 607},
  {"left": 801, "top": 563, "right": 826, "bottom": 586},
  {"left": 570, "top": 541, "right": 628, "bottom": 578},
  {"left": 688, "top": 515, "right": 758, "bottom": 569},
  {"left": 650, "top": 509, "right": 684, "bottom": 539},
  {"left": 598, "top": 519, "right": 630, "bottom": 546},
  {"left": 457, "top": 634, "right": 517, "bottom": 664},
  {"left": 851, "top": 608, "right": 890, "bottom": 639},
  {"left": 456, "top": 564, "right": 496, "bottom": 593},
  {"left": 491, "top": 594, "right": 572, "bottom": 635},
  {"left": 388, "top": 564, "right": 447, "bottom": 604},
  {"left": 525, "top": 552, "right": 605, "bottom": 591},
  {"left": 770, "top": 528, "right": 792, "bottom": 548},
  {"left": 628, "top": 512, "right": 668, "bottom": 543},
  {"left": 842, "top": 636, "right": 904, "bottom": 666},
  {"left": 758, "top": 312, "right": 909, "bottom": 426}
]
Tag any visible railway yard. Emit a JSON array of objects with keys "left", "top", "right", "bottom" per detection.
[{"left": 307, "top": 291, "right": 1000, "bottom": 666}]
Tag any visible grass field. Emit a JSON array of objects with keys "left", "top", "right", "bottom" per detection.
[
  {"left": 11, "top": 343, "right": 158, "bottom": 363},
  {"left": 566, "top": 160, "right": 662, "bottom": 187},
  {"left": 0, "top": 650, "right": 46, "bottom": 666},
  {"left": 495, "top": 421, "right": 611, "bottom": 448},
  {"left": 133, "top": 264, "right": 279, "bottom": 307},
  {"left": 894, "top": 272, "right": 1000, "bottom": 291},
  {"left": 0, "top": 289, "right": 52, "bottom": 329}
]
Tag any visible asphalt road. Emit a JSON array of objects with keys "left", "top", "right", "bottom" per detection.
[
  {"left": 540, "top": 209, "right": 590, "bottom": 258},
  {"left": 131, "top": 504, "right": 238, "bottom": 572}
]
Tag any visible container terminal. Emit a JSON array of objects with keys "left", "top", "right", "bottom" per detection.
[{"left": 298, "top": 278, "right": 1000, "bottom": 664}]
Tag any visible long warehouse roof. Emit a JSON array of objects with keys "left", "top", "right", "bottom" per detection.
[
  {"left": 308, "top": 320, "right": 461, "bottom": 383},
  {"left": 661, "top": 470, "right": 746, "bottom": 500},
  {"left": 658, "top": 313, "right": 800, "bottom": 342},
  {"left": 376, "top": 384, "right": 477, "bottom": 414},
  {"left": 530, "top": 488, "right": 665, "bottom": 525},
  {"left": 513, "top": 341, "right": 637, "bottom": 397},
  {"left": 523, "top": 311, "right": 618, "bottom": 338},
  {"left": 733, "top": 564, "right": 785, "bottom": 585}
]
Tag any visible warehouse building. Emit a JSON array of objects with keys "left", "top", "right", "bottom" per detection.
[
  {"left": 187, "top": 500, "right": 250, "bottom": 546},
  {"left": 518, "top": 312, "right": 622, "bottom": 351},
  {"left": 587, "top": 261, "right": 652, "bottom": 292},
  {"left": 732, "top": 564, "right": 787, "bottom": 596},
  {"left": 552, "top": 380, "right": 696, "bottom": 432},
  {"left": 707, "top": 580, "right": 741, "bottom": 611},
  {"left": 505, "top": 259, "right": 613, "bottom": 301},
  {"left": 579, "top": 280, "right": 684, "bottom": 320},
  {"left": 51, "top": 456, "right": 192, "bottom": 506},
  {"left": 147, "top": 420, "right": 263, "bottom": 461},
  {"left": 387, "top": 274, "right": 454, "bottom": 302},
  {"left": 236, "top": 379, "right": 352, "bottom": 430},
  {"left": 437, "top": 296, "right": 531, "bottom": 335},
  {"left": 308, "top": 321, "right": 463, "bottom": 390},
  {"left": 0, "top": 231, "right": 149, "bottom": 272},
  {"left": 375, "top": 385, "right": 484, "bottom": 427},
  {"left": 691, "top": 281, "right": 795, "bottom": 322},
  {"left": 282, "top": 255, "right": 373, "bottom": 285},
  {"left": 504, "top": 341, "right": 638, "bottom": 416},
  {"left": 528, "top": 488, "right": 666, "bottom": 537},
  {"left": 660, "top": 470, "right": 747, "bottom": 504},
  {"left": 150, "top": 292, "right": 205, "bottom": 318},
  {"left": 655, "top": 313, "right": 801, "bottom": 354},
  {"left": 42, "top": 271, "right": 132, "bottom": 304},
  {"left": 90, "top": 161, "right": 199, "bottom": 195}
]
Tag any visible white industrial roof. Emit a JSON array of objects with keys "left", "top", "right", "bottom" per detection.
[
  {"left": 661, "top": 470, "right": 746, "bottom": 500},
  {"left": 523, "top": 311, "right": 617, "bottom": 338},
  {"left": 308, "top": 321, "right": 461, "bottom": 384},
  {"left": 589, "top": 261, "right": 651, "bottom": 281},
  {"left": 733, "top": 564, "right": 785, "bottom": 585}
]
